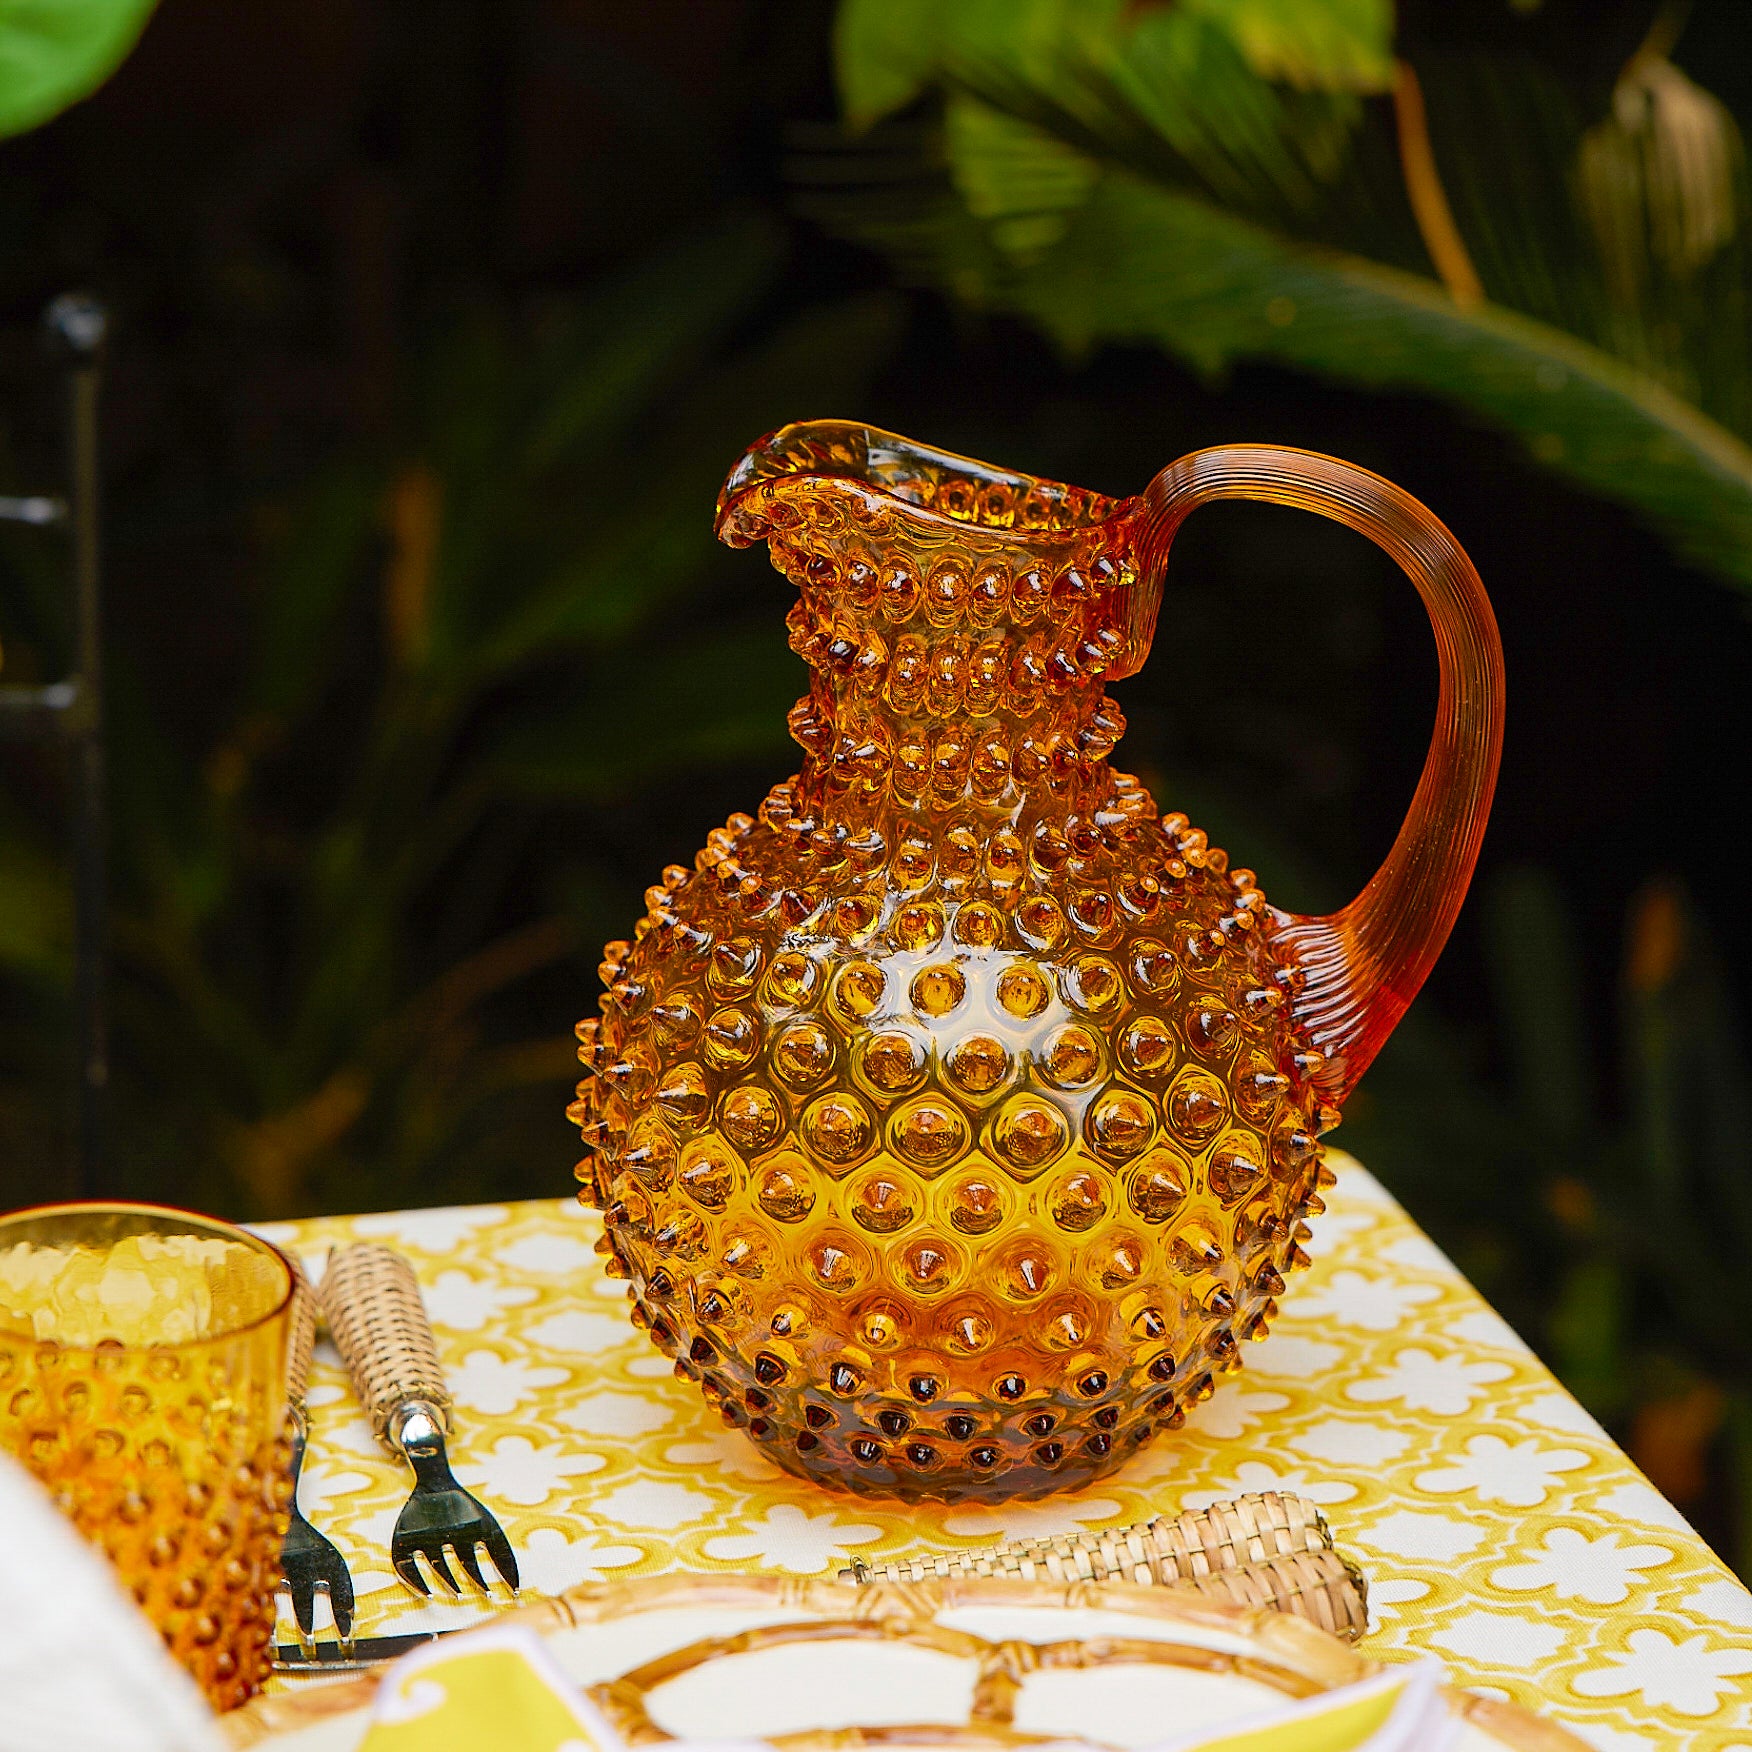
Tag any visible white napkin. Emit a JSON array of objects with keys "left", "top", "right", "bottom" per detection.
[{"left": 0, "top": 1452, "right": 225, "bottom": 1752}]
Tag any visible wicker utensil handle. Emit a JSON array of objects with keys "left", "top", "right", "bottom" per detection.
[
  {"left": 1183, "top": 1548, "right": 1369, "bottom": 1643},
  {"left": 846, "top": 1490, "right": 1329, "bottom": 1589},
  {"left": 286, "top": 1265, "right": 318, "bottom": 1408},
  {"left": 318, "top": 1243, "right": 453, "bottom": 1447}
]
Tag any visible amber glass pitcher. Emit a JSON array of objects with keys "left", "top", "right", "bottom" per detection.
[{"left": 572, "top": 422, "right": 1503, "bottom": 1502}]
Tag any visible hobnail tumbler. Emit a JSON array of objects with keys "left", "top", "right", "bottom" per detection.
[{"left": 0, "top": 1202, "right": 295, "bottom": 1709}]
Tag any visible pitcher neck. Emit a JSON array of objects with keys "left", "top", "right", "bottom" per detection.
[{"left": 782, "top": 666, "right": 1130, "bottom": 831}]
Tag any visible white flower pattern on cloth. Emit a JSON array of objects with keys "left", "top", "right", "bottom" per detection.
[
  {"left": 1570, "top": 1629, "right": 1752, "bottom": 1716},
  {"left": 1179, "top": 1382, "right": 1290, "bottom": 1440},
  {"left": 1288, "top": 1420, "right": 1413, "bottom": 1468},
  {"left": 1521, "top": 1392, "right": 1611, "bottom": 1440},
  {"left": 554, "top": 1391, "right": 676, "bottom": 1438},
  {"left": 454, "top": 1436, "right": 605, "bottom": 1506},
  {"left": 498, "top": 1233, "right": 599, "bottom": 1274},
  {"left": 1573, "top": 1729, "right": 1661, "bottom": 1752},
  {"left": 703, "top": 1505, "right": 883, "bottom": 1574},
  {"left": 1354, "top": 1510, "right": 1486, "bottom": 1563},
  {"left": 1302, "top": 1203, "right": 1377, "bottom": 1244},
  {"left": 1346, "top": 1348, "right": 1513, "bottom": 1415},
  {"left": 1413, "top": 1434, "right": 1591, "bottom": 1506},
  {"left": 293, "top": 1462, "right": 374, "bottom": 1518},
  {"left": 1364, "top": 1576, "right": 1432, "bottom": 1627},
  {"left": 1294, "top": 1270, "right": 1440, "bottom": 1332},
  {"left": 1430, "top": 1610, "right": 1566, "bottom": 1664},
  {"left": 1446, "top": 1308, "right": 1529, "bottom": 1353},
  {"left": 316, "top": 1408, "right": 390, "bottom": 1460},
  {"left": 1382, "top": 1232, "right": 1455, "bottom": 1274},
  {"left": 263, "top": 1155, "right": 1752, "bottom": 1749},
  {"left": 522, "top": 1309, "right": 635, "bottom": 1353},
  {"left": 1248, "top": 1335, "right": 1345, "bottom": 1380},
  {"left": 421, "top": 1269, "right": 538, "bottom": 1331},
  {"left": 1684, "top": 1578, "right": 1752, "bottom": 1630},
  {"left": 661, "top": 1433, "right": 785, "bottom": 1481},
  {"left": 1182, "top": 1462, "right": 1356, "bottom": 1510},
  {"left": 593, "top": 1481, "right": 717, "bottom": 1529},
  {"left": 1490, "top": 1529, "right": 1671, "bottom": 1605},
  {"left": 516, "top": 1528, "right": 643, "bottom": 1594},
  {"left": 352, "top": 1205, "right": 508, "bottom": 1252},
  {"left": 942, "top": 1497, "right": 1124, "bottom": 1541},
  {"left": 1595, "top": 1481, "right": 1700, "bottom": 1537},
  {"left": 447, "top": 1349, "right": 570, "bottom": 1416}
]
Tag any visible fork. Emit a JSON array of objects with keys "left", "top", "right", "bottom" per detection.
[
  {"left": 318, "top": 1242, "right": 519, "bottom": 1599},
  {"left": 280, "top": 1266, "right": 357, "bottom": 1641}
]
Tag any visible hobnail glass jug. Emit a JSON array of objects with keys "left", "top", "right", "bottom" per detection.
[{"left": 572, "top": 423, "right": 1503, "bottom": 1502}]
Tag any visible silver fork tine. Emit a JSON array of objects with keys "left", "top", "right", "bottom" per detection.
[
  {"left": 319, "top": 1244, "right": 519, "bottom": 1604},
  {"left": 482, "top": 1523, "right": 520, "bottom": 1592},
  {"left": 279, "top": 1267, "right": 357, "bottom": 1642},
  {"left": 425, "top": 1544, "right": 462, "bottom": 1595},
  {"left": 453, "top": 1541, "right": 489, "bottom": 1592}
]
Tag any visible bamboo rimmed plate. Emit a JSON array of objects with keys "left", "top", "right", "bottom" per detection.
[{"left": 222, "top": 1572, "right": 1588, "bottom": 1752}]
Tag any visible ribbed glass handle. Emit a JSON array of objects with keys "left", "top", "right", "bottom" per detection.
[{"left": 1133, "top": 445, "right": 1505, "bottom": 1100}]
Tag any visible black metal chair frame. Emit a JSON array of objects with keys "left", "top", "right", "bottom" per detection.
[{"left": 0, "top": 295, "right": 108, "bottom": 1198}]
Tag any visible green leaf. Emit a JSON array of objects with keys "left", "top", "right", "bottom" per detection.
[
  {"left": 516, "top": 217, "right": 784, "bottom": 472},
  {"left": 1481, "top": 867, "right": 1592, "bottom": 1147},
  {"left": 823, "top": 2, "right": 1752, "bottom": 596},
  {"left": 0, "top": 831, "right": 69, "bottom": 981},
  {"left": 835, "top": 0, "right": 944, "bottom": 130},
  {"left": 1180, "top": 0, "right": 1393, "bottom": 92},
  {"left": 487, "top": 624, "right": 803, "bottom": 802},
  {"left": 251, "top": 463, "right": 383, "bottom": 721},
  {"left": 409, "top": 218, "right": 785, "bottom": 675},
  {"left": 0, "top": 0, "right": 156, "bottom": 139},
  {"left": 1619, "top": 882, "right": 1752, "bottom": 1365},
  {"left": 467, "top": 291, "right": 903, "bottom": 676},
  {"left": 1547, "top": 1257, "right": 1627, "bottom": 1417},
  {"left": 945, "top": 94, "right": 1099, "bottom": 259},
  {"left": 835, "top": 0, "right": 1392, "bottom": 129},
  {"left": 817, "top": 135, "right": 1752, "bottom": 589}
]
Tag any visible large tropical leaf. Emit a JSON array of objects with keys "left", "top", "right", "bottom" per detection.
[{"left": 820, "top": 0, "right": 1752, "bottom": 593}]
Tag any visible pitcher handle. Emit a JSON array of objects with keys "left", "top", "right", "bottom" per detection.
[{"left": 1132, "top": 445, "right": 1504, "bottom": 1103}]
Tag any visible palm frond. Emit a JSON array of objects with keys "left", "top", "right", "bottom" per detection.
[{"left": 820, "top": 0, "right": 1752, "bottom": 592}]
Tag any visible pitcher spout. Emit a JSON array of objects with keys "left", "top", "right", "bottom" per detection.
[
  {"left": 714, "top": 419, "right": 1159, "bottom": 673},
  {"left": 716, "top": 420, "right": 1133, "bottom": 547},
  {"left": 709, "top": 422, "right": 1169, "bottom": 822}
]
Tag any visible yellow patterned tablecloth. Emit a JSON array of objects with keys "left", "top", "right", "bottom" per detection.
[{"left": 254, "top": 1153, "right": 1752, "bottom": 1750}]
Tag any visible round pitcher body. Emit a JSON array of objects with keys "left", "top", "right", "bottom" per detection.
[
  {"left": 577, "top": 797, "right": 1328, "bottom": 1502},
  {"left": 572, "top": 426, "right": 1350, "bottom": 1502}
]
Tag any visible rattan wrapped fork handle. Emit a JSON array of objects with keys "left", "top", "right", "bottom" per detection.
[
  {"left": 286, "top": 1264, "right": 318, "bottom": 1409},
  {"left": 845, "top": 1490, "right": 1330, "bottom": 1589},
  {"left": 318, "top": 1244, "right": 453, "bottom": 1448}
]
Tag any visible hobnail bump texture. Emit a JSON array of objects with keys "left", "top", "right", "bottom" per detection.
[
  {"left": 573, "top": 423, "right": 1502, "bottom": 1502},
  {"left": 0, "top": 1204, "right": 294, "bottom": 1710}
]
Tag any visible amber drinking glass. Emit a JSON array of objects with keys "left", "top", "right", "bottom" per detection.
[{"left": 0, "top": 1202, "right": 295, "bottom": 1710}]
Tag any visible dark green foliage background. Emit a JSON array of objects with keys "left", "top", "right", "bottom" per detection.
[{"left": 0, "top": 0, "right": 1749, "bottom": 1566}]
